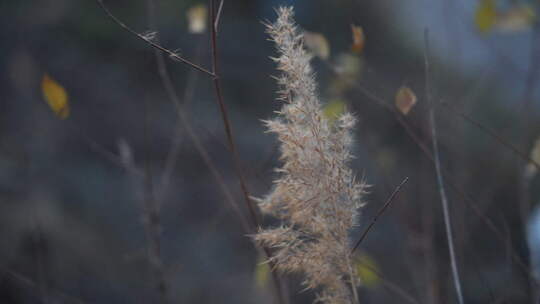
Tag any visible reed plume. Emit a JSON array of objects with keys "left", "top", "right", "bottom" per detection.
[{"left": 254, "top": 7, "right": 367, "bottom": 304}]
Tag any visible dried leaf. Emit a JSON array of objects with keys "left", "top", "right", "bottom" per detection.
[
  {"left": 475, "top": 0, "right": 497, "bottom": 33},
  {"left": 304, "top": 31, "right": 330, "bottom": 60},
  {"left": 495, "top": 5, "right": 536, "bottom": 32},
  {"left": 41, "top": 73, "right": 69, "bottom": 119},
  {"left": 395, "top": 86, "right": 417, "bottom": 115},
  {"left": 187, "top": 4, "right": 207, "bottom": 34},
  {"left": 350, "top": 24, "right": 365, "bottom": 54}
]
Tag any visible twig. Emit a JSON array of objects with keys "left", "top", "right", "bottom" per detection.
[
  {"left": 145, "top": 0, "right": 249, "bottom": 232},
  {"left": 207, "top": 1, "right": 287, "bottom": 303},
  {"left": 440, "top": 101, "right": 540, "bottom": 171},
  {"left": 81, "top": 134, "right": 143, "bottom": 177},
  {"left": 208, "top": 0, "right": 259, "bottom": 230},
  {"left": 156, "top": 59, "right": 199, "bottom": 201},
  {"left": 346, "top": 73, "right": 540, "bottom": 284},
  {"left": 326, "top": 29, "right": 539, "bottom": 284},
  {"left": 208, "top": 0, "right": 253, "bottom": 236},
  {"left": 348, "top": 176, "right": 409, "bottom": 304},
  {"left": 425, "top": 29, "right": 464, "bottom": 304},
  {"left": 341, "top": 59, "right": 540, "bottom": 288},
  {"left": 141, "top": 115, "right": 167, "bottom": 304},
  {"left": 142, "top": 0, "right": 168, "bottom": 302},
  {"left": 93, "top": 0, "right": 250, "bottom": 235},
  {"left": 350, "top": 177, "right": 409, "bottom": 255},
  {"left": 94, "top": 0, "right": 214, "bottom": 77},
  {"left": 214, "top": 0, "right": 225, "bottom": 32}
]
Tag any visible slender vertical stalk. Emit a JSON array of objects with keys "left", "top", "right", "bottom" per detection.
[
  {"left": 208, "top": 0, "right": 259, "bottom": 230},
  {"left": 144, "top": 1, "right": 249, "bottom": 231},
  {"left": 142, "top": 74, "right": 168, "bottom": 303},
  {"left": 207, "top": 1, "right": 287, "bottom": 303},
  {"left": 347, "top": 79, "right": 538, "bottom": 284},
  {"left": 424, "top": 29, "right": 464, "bottom": 304}
]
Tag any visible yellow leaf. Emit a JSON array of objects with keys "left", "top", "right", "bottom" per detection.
[
  {"left": 395, "top": 86, "right": 417, "bottom": 115},
  {"left": 354, "top": 253, "right": 380, "bottom": 288},
  {"left": 475, "top": 0, "right": 497, "bottom": 33},
  {"left": 254, "top": 254, "right": 270, "bottom": 289},
  {"left": 41, "top": 74, "right": 69, "bottom": 119},
  {"left": 304, "top": 31, "right": 330, "bottom": 60},
  {"left": 187, "top": 4, "right": 207, "bottom": 34},
  {"left": 350, "top": 24, "right": 366, "bottom": 54},
  {"left": 323, "top": 99, "right": 346, "bottom": 123},
  {"left": 495, "top": 5, "right": 536, "bottom": 32}
]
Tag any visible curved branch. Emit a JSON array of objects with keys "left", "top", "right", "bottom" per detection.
[{"left": 95, "top": 0, "right": 214, "bottom": 77}]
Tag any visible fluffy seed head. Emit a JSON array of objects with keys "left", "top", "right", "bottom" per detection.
[{"left": 254, "top": 7, "right": 367, "bottom": 304}]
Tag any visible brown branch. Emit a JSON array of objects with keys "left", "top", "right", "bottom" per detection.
[
  {"left": 94, "top": 0, "right": 214, "bottom": 77},
  {"left": 146, "top": 0, "right": 249, "bottom": 232},
  {"left": 207, "top": 1, "right": 287, "bottom": 303},
  {"left": 208, "top": 0, "right": 260, "bottom": 232}
]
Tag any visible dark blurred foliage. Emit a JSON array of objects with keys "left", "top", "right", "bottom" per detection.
[{"left": 1, "top": 0, "right": 540, "bottom": 303}]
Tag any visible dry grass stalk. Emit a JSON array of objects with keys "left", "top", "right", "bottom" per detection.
[{"left": 253, "top": 7, "right": 367, "bottom": 304}]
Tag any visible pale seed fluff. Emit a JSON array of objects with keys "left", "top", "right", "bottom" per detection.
[{"left": 254, "top": 7, "right": 367, "bottom": 304}]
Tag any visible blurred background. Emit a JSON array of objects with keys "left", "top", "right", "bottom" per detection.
[{"left": 1, "top": 0, "right": 540, "bottom": 303}]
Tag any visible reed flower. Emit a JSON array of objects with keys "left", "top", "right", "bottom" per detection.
[{"left": 254, "top": 7, "right": 367, "bottom": 304}]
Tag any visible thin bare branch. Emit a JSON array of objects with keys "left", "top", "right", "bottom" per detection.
[
  {"left": 425, "top": 29, "right": 464, "bottom": 304},
  {"left": 440, "top": 101, "right": 540, "bottom": 171},
  {"left": 143, "top": 1, "right": 168, "bottom": 302},
  {"left": 82, "top": 134, "right": 143, "bottom": 177},
  {"left": 207, "top": 1, "right": 287, "bottom": 303},
  {"left": 208, "top": 0, "right": 259, "bottom": 231},
  {"left": 325, "top": 34, "right": 540, "bottom": 287},
  {"left": 339, "top": 58, "right": 539, "bottom": 288},
  {"left": 145, "top": 0, "right": 249, "bottom": 232},
  {"left": 94, "top": 0, "right": 214, "bottom": 77},
  {"left": 350, "top": 177, "right": 409, "bottom": 255},
  {"left": 214, "top": 0, "right": 225, "bottom": 32}
]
